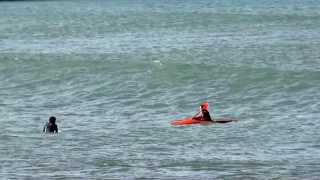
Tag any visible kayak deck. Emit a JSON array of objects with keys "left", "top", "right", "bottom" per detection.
[
  {"left": 171, "top": 118, "right": 211, "bottom": 125},
  {"left": 171, "top": 118, "right": 236, "bottom": 126}
]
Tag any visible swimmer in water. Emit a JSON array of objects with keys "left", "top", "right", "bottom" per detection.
[{"left": 43, "top": 116, "right": 58, "bottom": 133}]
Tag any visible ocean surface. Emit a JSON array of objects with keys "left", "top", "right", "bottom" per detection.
[{"left": 1, "top": 0, "right": 320, "bottom": 179}]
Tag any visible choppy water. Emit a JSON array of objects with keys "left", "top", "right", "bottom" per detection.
[{"left": 1, "top": 0, "right": 320, "bottom": 179}]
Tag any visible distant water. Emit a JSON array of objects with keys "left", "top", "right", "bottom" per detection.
[{"left": 1, "top": 0, "right": 320, "bottom": 179}]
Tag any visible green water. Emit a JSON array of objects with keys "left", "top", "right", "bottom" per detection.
[{"left": 1, "top": 0, "right": 320, "bottom": 179}]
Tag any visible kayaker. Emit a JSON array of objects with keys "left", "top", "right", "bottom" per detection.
[
  {"left": 192, "top": 102, "right": 213, "bottom": 121},
  {"left": 43, "top": 116, "right": 58, "bottom": 133}
]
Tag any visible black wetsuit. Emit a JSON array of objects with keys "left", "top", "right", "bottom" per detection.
[
  {"left": 202, "top": 109, "right": 212, "bottom": 121},
  {"left": 43, "top": 122, "right": 58, "bottom": 133}
]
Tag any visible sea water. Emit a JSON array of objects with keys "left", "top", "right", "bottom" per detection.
[{"left": 1, "top": 0, "right": 320, "bottom": 179}]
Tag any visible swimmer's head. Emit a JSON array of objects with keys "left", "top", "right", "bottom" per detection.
[{"left": 49, "top": 116, "right": 56, "bottom": 123}]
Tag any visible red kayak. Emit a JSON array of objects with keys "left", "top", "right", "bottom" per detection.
[{"left": 171, "top": 117, "right": 236, "bottom": 126}]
